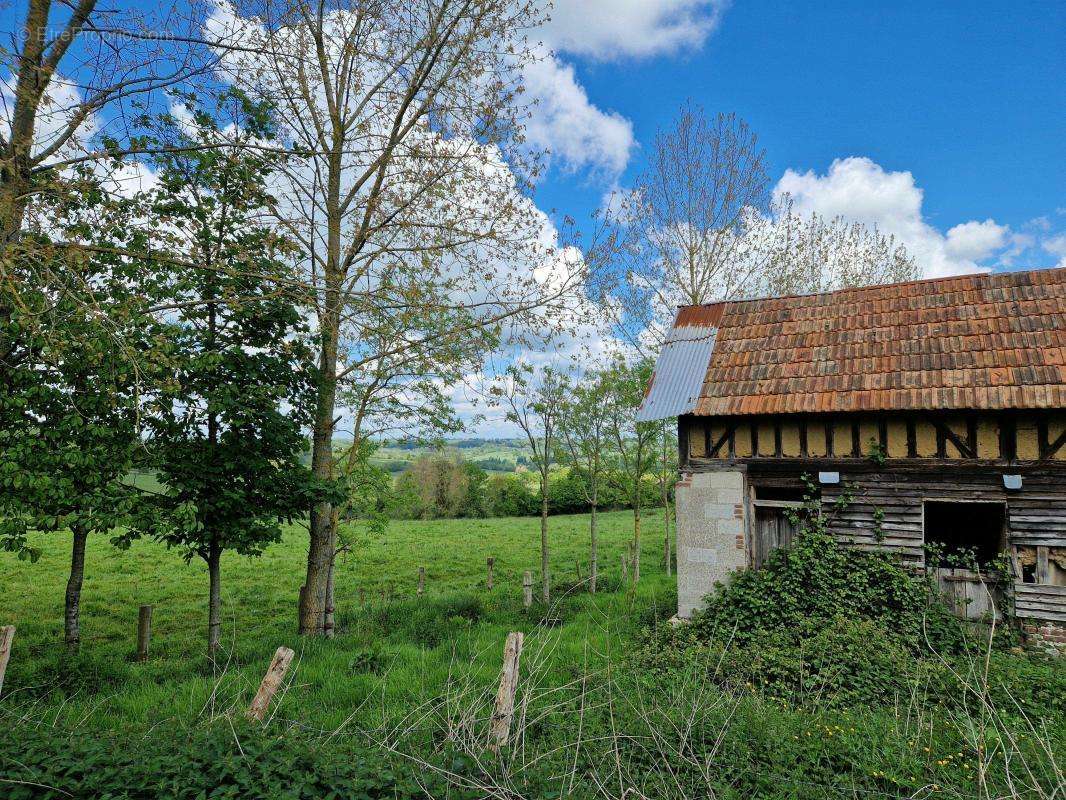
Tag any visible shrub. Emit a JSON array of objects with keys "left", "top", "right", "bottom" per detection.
[
  {"left": 688, "top": 487, "right": 966, "bottom": 657},
  {"left": 484, "top": 473, "right": 537, "bottom": 517},
  {"left": 635, "top": 480, "right": 1063, "bottom": 713}
]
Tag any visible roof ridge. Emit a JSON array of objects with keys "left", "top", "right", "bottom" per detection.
[{"left": 676, "top": 265, "right": 1066, "bottom": 311}]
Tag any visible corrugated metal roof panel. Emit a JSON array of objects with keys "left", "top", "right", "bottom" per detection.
[{"left": 635, "top": 323, "right": 717, "bottom": 421}]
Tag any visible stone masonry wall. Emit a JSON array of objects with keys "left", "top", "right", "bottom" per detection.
[{"left": 675, "top": 470, "right": 747, "bottom": 618}]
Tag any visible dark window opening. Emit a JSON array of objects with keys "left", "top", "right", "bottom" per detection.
[
  {"left": 1020, "top": 561, "right": 1036, "bottom": 584},
  {"left": 754, "top": 485, "right": 813, "bottom": 502},
  {"left": 923, "top": 501, "right": 1006, "bottom": 567}
]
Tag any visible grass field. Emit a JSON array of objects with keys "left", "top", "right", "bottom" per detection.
[
  {"left": 0, "top": 509, "right": 671, "bottom": 733},
  {"left": 4, "top": 509, "right": 1064, "bottom": 799},
  {"left": 366, "top": 439, "right": 530, "bottom": 474}
]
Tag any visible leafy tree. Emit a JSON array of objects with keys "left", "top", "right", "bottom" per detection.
[
  {"left": 492, "top": 365, "right": 569, "bottom": 602},
  {"left": 0, "top": 172, "right": 165, "bottom": 649},
  {"left": 604, "top": 358, "right": 658, "bottom": 583},
  {"left": 560, "top": 369, "right": 612, "bottom": 591},
  {"left": 654, "top": 421, "right": 679, "bottom": 577},
  {"left": 135, "top": 93, "right": 315, "bottom": 659},
  {"left": 458, "top": 461, "right": 489, "bottom": 518},
  {"left": 210, "top": 0, "right": 598, "bottom": 636}
]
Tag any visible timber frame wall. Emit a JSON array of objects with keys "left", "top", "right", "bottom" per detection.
[{"left": 677, "top": 410, "right": 1066, "bottom": 631}]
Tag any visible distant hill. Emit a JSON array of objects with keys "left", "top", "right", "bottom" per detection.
[{"left": 367, "top": 439, "right": 530, "bottom": 474}]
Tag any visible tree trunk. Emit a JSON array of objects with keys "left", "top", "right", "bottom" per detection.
[
  {"left": 64, "top": 523, "right": 88, "bottom": 651},
  {"left": 632, "top": 504, "right": 641, "bottom": 582},
  {"left": 207, "top": 540, "right": 222, "bottom": 661},
  {"left": 324, "top": 551, "right": 335, "bottom": 639},
  {"left": 540, "top": 477, "right": 550, "bottom": 604},
  {"left": 589, "top": 503, "right": 598, "bottom": 594},
  {"left": 661, "top": 479, "right": 672, "bottom": 578},
  {"left": 301, "top": 299, "right": 340, "bottom": 635}
]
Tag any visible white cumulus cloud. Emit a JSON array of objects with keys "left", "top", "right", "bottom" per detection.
[
  {"left": 773, "top": 157, "right": 1012, "bottom": 278},
  {"left": 1044, "top": 233, "right": 1066, "bottom": 267},
  {"left": 541, "top": 0, "right": 729, "bottom": 61},
  {"left": 945, "top": 219, "right": 1009, "bottom": 262},
  {"left": 522, "top": 49, "right": 635, "bottom": 179}
]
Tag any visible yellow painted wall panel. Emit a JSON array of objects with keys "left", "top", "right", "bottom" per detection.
[
  {"left": 689, "top": 424, "right": 706, "bottom": 458},
  {"left": 945, "top": 419, "right": 969, "bottom": 458},
  {"left": 807, "top": 422, "right": 827, "bottom": 457},
  {"left": 707, "top": 423, "right": 726, "bottom": 457},
  {"left": 1050, "top": 420, "right": 1066, "bottom": 460},
  {"left": 915, "top": 422, "right": 938, "bottom": 457},
  {"left": 757, "top": 422, "right": 776, "bottom": 456},
  {"left": 735, "top": 424, "right": 753, "bottom": 457},
  {"left": 833, "top": 422, "right": 854, "bottom": 456},
  {"left": 859, "top": 421, "right": 879, "bottom": 456},
  {"left": 886, "top": 420, "right": 908, "bottom": 458},
  {"left": 976, "top": 419, "right": 999, "bottom": 459},
  {"left": 1016, "top": 420, "right": 1039, "bottom": 461},
  {"left": 781, "top": 422, "right": 801, "bottom": 456}
]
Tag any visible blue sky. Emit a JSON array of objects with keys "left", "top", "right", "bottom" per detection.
[{"left": 530, "top": 0, "right": 1066, "bottom": 274}]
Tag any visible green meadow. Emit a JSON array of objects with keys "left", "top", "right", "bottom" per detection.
[{"left": 0, "top": 509, "right": 669, "bottom": 733}]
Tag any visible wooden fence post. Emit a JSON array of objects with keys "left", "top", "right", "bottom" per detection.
[
  {"left": 522, "top": 571, "right": 533, "bottom": 609},
  {"left": 418, "top": 566, "right": 426, "bottom": 597},
  {"left": 136, "top": 605, "right": 153, "bottom": 662},
  {"left": 358, "top": 587, "right": 365, "bottom": 607},
  {"left": 247, "top": 646, "right": 295, "bottom": 721},
  {"left": 0, "top": 626, "right": 14, "bottom": 699},
  {"left": 486, "top": 557, "right": 495, "bottom": 590},
  {"left": 620, "top": 551, "right": 628, "bottom": 581},
  {"left": 488, "top": 632, "right": 524, "bottom": 752}
]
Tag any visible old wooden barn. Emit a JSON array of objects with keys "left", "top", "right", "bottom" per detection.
[{"left": 638, "top": 267, "right": 1066, "bottom": 649}]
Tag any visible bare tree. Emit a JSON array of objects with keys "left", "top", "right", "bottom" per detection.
[
  {"left": 210, "top": 0, "right": 592, "bottom": 634},
  {"left": 492, "top": 364, "right": 568, "bottom": 604},
  {"left": 750, "top": 193, "right": 920, "bottom": 296},
  {"left": 620, "top": 105, "right": 770, "bottom": 348}
]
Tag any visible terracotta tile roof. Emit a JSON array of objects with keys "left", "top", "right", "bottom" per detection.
[{"left": 685, "top": 267, "right": 1066, "bottom": 416}]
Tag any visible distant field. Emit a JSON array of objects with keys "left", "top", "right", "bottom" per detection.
[
  {"left": 0, "top": 509, "right": 671, "bottom": 732},
  {"left": 365, "top": 438, "right": 531, "bottom": 474}
]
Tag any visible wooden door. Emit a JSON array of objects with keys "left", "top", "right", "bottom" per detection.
[{"left": 752, "top": 505, "right": 802, "bottom": 569}]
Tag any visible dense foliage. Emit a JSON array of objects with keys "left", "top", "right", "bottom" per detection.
[
  {"left": 389, "top": 456, "right": 668, "bottom": 520},
  {"left": 0, "top": 724, "right": 469, "bottom": 800},
  {"left": 633, "top": 484, "right": 1066, "bottom": 716}
]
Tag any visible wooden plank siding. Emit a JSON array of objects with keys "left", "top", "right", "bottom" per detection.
[{"left": 1013, "top": 584, "right": 1066, "bottom": 623}]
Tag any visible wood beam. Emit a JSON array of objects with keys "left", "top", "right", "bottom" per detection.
[
  {"left": 1000, "top": 413, "right": 1017, "bottom": 461},
  {"left": 930, "top": 419, "right": 975, "bottom": 459},
  {"left": 1043, "top": 428, "right": 1066, "bottom": 460},
  {"left": 709, "top": 422, "right": 739, "bottom": 458}
]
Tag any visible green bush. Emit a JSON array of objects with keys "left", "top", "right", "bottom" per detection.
[
  {"left": 636, "top": 483, "right": 1063, "bottom": 715},
  {"left": 688, "top": 497, "right": 966, "bottom": 656},
  {"left": 483, "top": 473, "right": 537, "bottom": 517}
]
